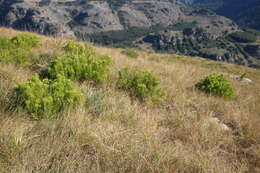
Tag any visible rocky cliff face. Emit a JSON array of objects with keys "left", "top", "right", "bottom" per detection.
[
  {"left": 142, "top": 28, "right": 249, "bottom": 65},
  {"left": 0, "top": 0, "right": 186, "bottom": 38},
  {"left": 0, "top": 0, "right": 236, "bottom": 38}
]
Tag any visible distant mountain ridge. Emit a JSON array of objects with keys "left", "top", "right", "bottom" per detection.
[
  {"left": 0, "top": 0, "right": 237, "bottom": 38},
  {"left": 179, "top": 0, "right": 260, "bottom": 30},
  {"left": 0, "top": 0, "right": 259, "bottom": 67}
]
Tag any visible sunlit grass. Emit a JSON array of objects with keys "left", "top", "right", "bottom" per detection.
[{"left": 0, "top": 27, "right": 259, "bottom": 173}]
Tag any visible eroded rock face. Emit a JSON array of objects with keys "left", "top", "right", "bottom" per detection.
[
  {"left": 71, "top": 1, "right": 123, "bottom": 33},
  {"left": 142, "top": 28, "right": 248, "bottom": 65},
  {"left": 118, "top": 6, "right": 151, "bottom": 28},
  {"left": 0, "top": 0, "right": 182, "bottom": 37},
  {"left": 0, "top": 0, "right": 194, "bottom": 38},
  {"left": 123, "top": 1, "right": 183, "bottom": 27},
  {"left": 0, "top": 0, "right": 75, "bottom": 38}
]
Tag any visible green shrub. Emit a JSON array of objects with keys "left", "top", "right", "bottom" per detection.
[
  {"left": 9, "top": 48, "right": 29, "bottom": 64},
  {"left": 0, "top": 37, "right": 13, "bottom": 63},
  {"left": 47, "top": 54, "right": 113, "bottom": 84},
  {"left": 117, "top": 68, "right": 163, "bottom": 102},
  {"left": 0, "top": 37, "right": 14, "bottom": 50},
  {"left": 121, "top": 49, "right": 139, "bottom": 58},
  {"left": 63, "top": 40, "right": 94, "bottom": 56},
  {"left": 11, "top": 33, "right": 40, "bottom": 50},
  {"left": 0, "top": 35, "right": 37, "bottom": 64},
  {"left": 0, "top": 44, "right": 29, "bottom": 64},
  {"left": 195, "top": 74, "right": 234, "bottom": 99},
  {"left": 14, "top": 74, "right": 82, "bottom": 119}
]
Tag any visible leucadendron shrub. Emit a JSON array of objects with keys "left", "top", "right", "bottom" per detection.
[
  {"left": 63, "top": 40, "right": 94, "bottom": 56},
  {"left": 14, "top": 74, "right": 83, "bottom": 119},
  {"left": 195, "top": 74, "right": 234, "bottom": 99},
  {"left": 11, "top": 33, "right": 40, "bottom": 50},
  {"left": 0, "top": 33, "right": 39, "bottom": 64},
  {"left": 121, "top": 49, "right": 139, "bottom": 58},
  {"left": 47, "top": 53, "right": 113, "bottom": 84},
  {"left": 0, "top": 37, "right": 13, "bottom": 50},
  {"left": 0, "top": 37, "right": 28, "bottom": 64},
  {"left": 117, "top": 67, "right": 163, "bottom": 102}
]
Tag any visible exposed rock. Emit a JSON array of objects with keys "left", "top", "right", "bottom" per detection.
[
  {"left": 222, "top": 73, "right": 254, "bottom": 84},
  {"left": 209, "top": 117, "right": 230, "bottom": 131},
  {"left": 0, "top": 0, "right": 75, "bottom": 38},
  {"left": 127, "top": 1, "right": 183, "bottom": 27},
  {"left": 0, "top": 0, "right": 235, "bottom": 38},
  {"left": 118, "top": 6, "right": 151, "bottom": 28},
  {"left": 71, "top": 1, "right": 123, "bottom": 33},
  {"left": 142, "top": 27, "right": 247, "bottom": 64}
]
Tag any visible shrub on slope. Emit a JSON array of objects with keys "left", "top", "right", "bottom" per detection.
[
  {"left": 47, "top": 41, "right": 113, "bottom": 84},
  {"left": 14, "top": 74, "right": 82, "bottom": 119},
  {"left": 0, "top": 33, "right": 40, "bottom": 64},
  {"left": 11, "top": 33, "right": 40, "bottom": 50},
  {"left": 195, "top": 74, "right": 234, "bottom": 99},
  {"left": 117, "top": 67, "right": 163, "bottom": 102}
]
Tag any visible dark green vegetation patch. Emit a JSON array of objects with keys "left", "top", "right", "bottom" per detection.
[
  {"left": 121, "top": 49, "right": 139, "bottom": 58},
  {"left": 195, "top": 74, "right": 234, "bottom": 99},
  {"left": 11, "top": 33, "right": 40, "bottom": 50},
  {"left": 228, "top": 31, "right": 257, "bottom": 43},
  {"left": 117, "top": 68, "right": 163, "bottom": 102},
  {"left": 63, "top": 40, "right": 94, "bottom": 56},
  {"left": 0, "top": 33, "right": 40, "bottom": 64}
]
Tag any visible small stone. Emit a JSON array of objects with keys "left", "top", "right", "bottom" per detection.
[{"left": 209, "top": 117, "right": 230, "bottom": 131}]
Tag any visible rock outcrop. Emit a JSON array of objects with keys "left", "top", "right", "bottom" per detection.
[{"left": 0, "top": 0, "right": 235, "bottom": 38}]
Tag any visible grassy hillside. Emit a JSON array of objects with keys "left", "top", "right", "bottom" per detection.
[{"left": 0, "top": 27, "right": 260, "bottom": 173}]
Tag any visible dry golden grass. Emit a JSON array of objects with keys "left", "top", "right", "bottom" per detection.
[{"left": 0, "top": 27, "right": 260, "bottom": 173}]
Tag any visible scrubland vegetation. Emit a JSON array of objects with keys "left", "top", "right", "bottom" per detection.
[
  {"left": 121, "top": 49, "right": 139, "bottom": 59},
  {"left": 0, "top": 27, "right": 260, "bottom": 173}
]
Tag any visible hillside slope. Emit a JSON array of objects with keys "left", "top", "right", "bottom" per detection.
[
  {"left": 0, "top": 0, "right": 238, "bottom": 37},
  {"left": 179, "top": 0, "right": 260, "bottom": 30},
  {"left": 0, "top": 28, "right": 260, "bottom": 172},
  {"left": 3, "top": 0, "right": 260, "bottom": 68}
]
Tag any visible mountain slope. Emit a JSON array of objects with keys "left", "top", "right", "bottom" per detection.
[
  {"left": 179, "top": 0, "right": 260, "bottom": 30},
  {"left": 0, "top": 0, "right": 184, "bottom": 38},
  {"left": 0, "top": 0, "right": 238, "bottom": 38},
  {"left": 0, "top": 0, "right": 259, "bottom": 68},
  {"left": 0, "top": 27, "right": 260, "bottom": 173}
]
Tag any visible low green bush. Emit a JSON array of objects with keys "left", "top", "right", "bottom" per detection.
[
  {"left": 0, "top": 34, "right": 39, "bottom": 64},
  {"left": 63, "top": 40, "right": 94, "bottom": 56},
  {"left": 195, "top": 74, "right": 234, "bottom": 99},
  {"left": 121, "top": 49, "right": 139, "bottom": 58},
  {"left": 8, "top": 48, "right": 29, "bottom": 64},
  {"left": 0, "top": 37, "right": 13, "bottom": 63},
  {"left": 0, "top": 37, "right": 14, "bottom": 50},
  {"left": 14, "top": 74, "right": 82, "bottom": 119},
  {"left": 0, "top": 44, "right": 29, "bottom": 64},
  {"left": 117, "top": 68, "right": 163, "bottom": 102},
  {"left": 47, "top": 54, "right": 113, "bottom": 84},
  {"left": 11, "top": 33, "right": 40, "bottom": 50}
]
